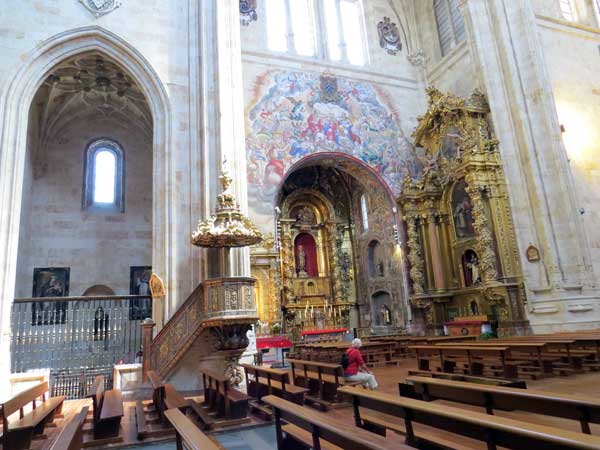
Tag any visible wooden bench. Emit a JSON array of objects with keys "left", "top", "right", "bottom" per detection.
[
  {"left": 241, "top": 364, "right": 308, "bottom": 419},
  {"left": 200, "top": 367, "right": 249, "bottom": 421},
  {"left": 437, "top": 341, "right": 555, "bottom": 378},
  {"left": 148, "top": 370, "right": 166, "bottom": 413},
  {"left": 135, "top": 370, "right": 177, "bottom": 440},
  {"left": 411, "top": 345, "right": 521, "bottom": 378},
  {"left": 406, "top": 375, "right": 600, "bottom": 434},
  {"left": 287, "top": 358, "right": 361, "bottom": 409},
  {"left": 86, "top": 375, "right": 123, "bottom": 441},
  {"left": 49, "top": 406, "right": 89, "bottom": 450},
  {"left": 164, "top": 408, "right": 222, "bottom": 450},
  {"left": 262, "top": 394, "right": 411, "bottom": 450},
  {"left": 0, "top": 381, "right": 65, "bottom": 450},
  {"left": 339, "top": 385, "right": 600, "bottom": 450}
]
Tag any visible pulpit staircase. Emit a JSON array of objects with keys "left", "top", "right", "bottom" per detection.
[{"left": 147, "top": 283, "right": 206, "bottom": 379}]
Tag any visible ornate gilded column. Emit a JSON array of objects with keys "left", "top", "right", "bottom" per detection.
[
  {"left": 465, "top": 183, "right": 498, "bottom": 283},
  {"left": 405, "top": 214, "right": 425, "bottom": 295},
  {"left": 326, "top": 222, "right": 343, "bottom": 302}
]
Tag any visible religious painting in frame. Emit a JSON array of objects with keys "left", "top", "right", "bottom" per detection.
[
  {"left": 129, "top": 266, "right": 152, "bottom": 320},
  {"left": 440, "top": 126, "right": 463, "bottom": 161},
  {"left": 451, "top": 181, "right": 475, "bottom": 239},
  {"left": 31, "top": 267, "right": 69, "bottom": 326}
]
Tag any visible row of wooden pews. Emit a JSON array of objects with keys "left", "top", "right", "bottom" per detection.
[
  {"left": 0, "top": 375, "right": 123, "bottom": 449},
  {"left": 291, "top": 335, "right": 477, "bottom": 368},
  {"left": 252, "top": 382, "right": 600, "bottom": 449},
  {"left": 0, "top": 381, "right": 65, "bottom": 450},
  {"left": 410, "top": 331, "right": 600, "bottom": 380},
  {"left": 339, "top": 385, "right": 600, "bottom": 450},
  {"left": 241, "top": 363, "right": 308, "bottom": 418}
]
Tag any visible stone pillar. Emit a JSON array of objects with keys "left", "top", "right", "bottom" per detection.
[
  {"left": 195, "top": 0, "right": 256, "bottom": 384},
  {"left": 460, "top": 0, "right": 599, "bottom": 327},
  {"left": 199, "top": 0, "right": 251, "bottom": 279},
  {"left": 141, "top": 319, "right": 156, "bottom": 383}
]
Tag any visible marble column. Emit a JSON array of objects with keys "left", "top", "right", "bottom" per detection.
[{"left": 460, "top": 0, "right": 599, "bottom": 329}]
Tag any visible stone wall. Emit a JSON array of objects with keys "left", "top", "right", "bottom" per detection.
[{"left": 15, "top": 115, "right": 152, "bottom": 298}]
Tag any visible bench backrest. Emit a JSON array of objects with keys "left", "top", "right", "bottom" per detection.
[
  {"left": 287, "top": 358, "right": 343, "bottom": 382},
  {"left": 338, "top": 386, "right": 600, "bottom": 450},
  {"left": 164, "top": 408, "right": 221, "bottom": 450},
  {"left": 240, "top": 364, "right": 290, "bottom": 384},
  {"left": 164, "top": 383, "right": 188, "bottom": 410},
  {"left": 50, "top": 406, "right": 89, "bottom": 450},
  {"left": 86, "top": 376, "right": 105, "bottom": 423},
  {"left": 406, "top": 376, "right": 600, "bottom": 433},
  {"left": 148, "top": 370, "right": 166, "bottom": 412},
  {"left": 262, "top": 395, "right": 408, "bottom": 450},
  {"left": 1, "top": 381, "right": 48, "bottom": 421}
]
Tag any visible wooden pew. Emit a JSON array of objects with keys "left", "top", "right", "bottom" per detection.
[
  {"left": 287, "top": 358, "right": 361, "bottom": 409},
  {"left": 164, "top": 408, "right": 222, "bottom": 450},
  {"left": 436, "top": 341, "right": 554, "bottom": 378},
  {"left": 200, "top": 366, "right": 249, "bottom": 421},
  {"left": 339, "top": 385, "right": 600, "bottom": 450},
  {"left": 406, "top": 375, "right": 600, "bottom": 434},
  {"left": 49, "top": 406, "right": 89, "bottom": 450},
  {"left": 86, "top": 375, "right": 123, "bottom": 441},
  {"left": 410, "top": 345, "right": 521, "bottom": 378},
  {"left": 241, "top": 364, "right": 307, "bottom": 404},
  {"left": 262, "top": 394, "right": 411, "bottom": 450},
  {"left": 148, "top": 370, "right": 165, "bottom": 413},
  {"left": 0, "top": 381, "right": 65, "bottom": 450}
]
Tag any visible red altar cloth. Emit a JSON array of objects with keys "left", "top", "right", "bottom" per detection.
[
  {"left": 256, "top": 336, "right": 293, "bottom": 349},
  {"left": 301, "top": 328, "right": 348, "bottom": 336}
]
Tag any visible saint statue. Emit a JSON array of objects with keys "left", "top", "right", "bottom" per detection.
[
  {"left": 381, "top": 304, "right": 392, "bottom": 325},
  {"left": 467, "top": 254, "right": 481, "bottom": 284},
  {"left": 297, "top": 245, "right": 307, "bottom": 276}
]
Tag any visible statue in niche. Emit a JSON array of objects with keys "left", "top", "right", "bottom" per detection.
[
  {"left": 381, "top": 304, "right": 392, "bottom": 325},
  {"left": 470, "top": 300, "right": 479, "bottom": 316},
  {"left": 463, "top": 250, "right": 481, "bottom": 286},
  {"left": 296, "top": 245, "right": 308, "bottom": 277}
]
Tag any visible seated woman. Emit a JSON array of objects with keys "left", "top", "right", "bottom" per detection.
[{"left": 343, "top": 338, "right": 378, "bottom": 390}]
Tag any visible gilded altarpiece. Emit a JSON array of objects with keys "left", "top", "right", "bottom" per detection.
[{"left": 399, "top": 88, "right": 529, "bottom": 336}]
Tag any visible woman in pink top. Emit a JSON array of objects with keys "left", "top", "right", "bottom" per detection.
[{"left": 344, "top": 338, "right": 378, "bottom": 390}]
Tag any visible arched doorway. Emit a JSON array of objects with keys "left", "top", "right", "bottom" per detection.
[{"left": 251, "top": 153, "right": 408, "bottom": 339}]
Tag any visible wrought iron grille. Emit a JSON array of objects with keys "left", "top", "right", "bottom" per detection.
[
  {"left": 50, "top": 366, "right": 114, "bottom": 400},
  {"left": 10, "top": 295, "right": 151, "bottom": 374}
]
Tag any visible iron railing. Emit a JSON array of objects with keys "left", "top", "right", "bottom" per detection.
[
  {"left": 10, "top": 295, "right": 151, "bottom": 374},
  {"left": 50, "top": 366, "right": 114, "bottom": 400}
]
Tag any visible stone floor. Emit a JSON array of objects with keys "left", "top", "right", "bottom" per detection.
[{"left": 33, "top": 357, "right": 600, "bottom": 449}]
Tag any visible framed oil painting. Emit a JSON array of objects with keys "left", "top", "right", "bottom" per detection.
[
  {"left": 31, "top": 267, "right": 69, "bottom": 326},
  {"left": 452, "top": 181, "right": 475, "bottom": 239},
  {"left": 441, "top": 126, "right": 463, "bottom": 161},
  {"left": 129, "top": 266, "right": 152, "bottom": 320}
]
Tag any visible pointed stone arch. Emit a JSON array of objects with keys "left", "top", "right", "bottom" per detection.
[{"left": 0, "top": 26, "right": 175, "bottom": 375}]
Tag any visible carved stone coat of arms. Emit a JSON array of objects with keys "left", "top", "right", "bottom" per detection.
[{"left": 79, "top": 0, "right": 122, "bottom": 18}]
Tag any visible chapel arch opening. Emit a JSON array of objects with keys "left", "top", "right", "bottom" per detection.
[
  {"left": 252, "top": 152, "right": 408, "bottom": 339},
  {"left": 12, "top": 50, "right": 154, "bottom": 372}
]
